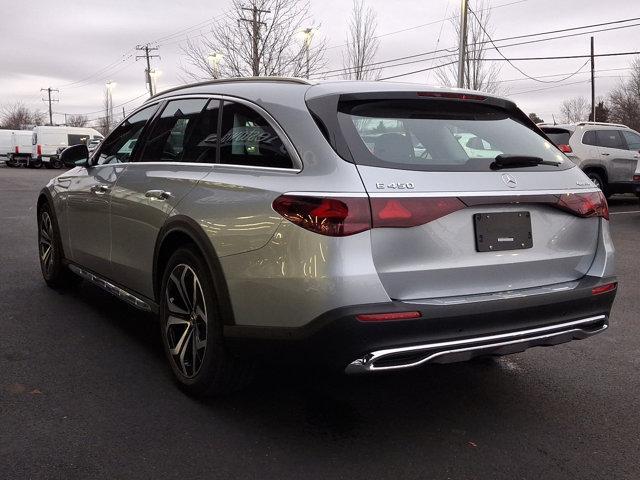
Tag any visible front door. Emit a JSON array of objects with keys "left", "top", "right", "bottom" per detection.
[{"left": 64, "top": 104, "right": 159, "bottom": 277}]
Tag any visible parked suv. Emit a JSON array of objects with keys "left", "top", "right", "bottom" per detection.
[
  {"left": 38, "top": 79, "right": 617, "bottom": 396},
  {"left": 540, "top": 122, "right": 640, "bottom": 198}
]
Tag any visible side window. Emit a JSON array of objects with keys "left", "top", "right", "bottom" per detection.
[
  {"left": 95, "top": 105, "right": 158, "bottom": 165},
  {"left": 139, "top": 98, "right": 212, "bottom": 163},
  {"left": 219, "top": 101, "right": 293, "bottom": 168},
  {"left": 67, "top": 134, "right": 89, "bottom": 146},
  {"left": 582, "top": 130, "right": 597, "bottom": 146},
  {"left": 596, "top": 130, "right": 625, "bottom": 149},
  {"left": 621, "top": 131, "right": 640, "bottom": 151}
]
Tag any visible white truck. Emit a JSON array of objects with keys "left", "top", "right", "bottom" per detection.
[
  {"left": 31, "top": 126, "right": 103, "bottom": 168},
  {"left": 1, "top": 129, "right": 33, "bottom": 166}
]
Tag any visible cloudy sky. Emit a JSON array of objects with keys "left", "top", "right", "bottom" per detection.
[{"left": 1, "top": 0, "right": 638, "bottom": 126}]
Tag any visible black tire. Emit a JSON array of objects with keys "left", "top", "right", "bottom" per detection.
[
  {"left": 37, "top": 202, "right": 80, "bottom": 289},
  {"left": 51, "top": 157, "right": 63, "bottom": 169},
  {"left": 5, "top": 158, "right": 16, "bottom": 167},
  {"left": 159, "top": 246, "right": 253, "bottom": 396},
  {"left": 585, "top": 171, "right": 609, "bottom": 198},
  {"left": 44, "top": 161, "right": 53, "bottom": 169},
  {"left": 30, "top": 159, "right": 43, "bottom": 169}
]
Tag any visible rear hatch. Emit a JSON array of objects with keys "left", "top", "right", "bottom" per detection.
[{"left": 308, "top": 91, "right": 606, "bottom": 300}]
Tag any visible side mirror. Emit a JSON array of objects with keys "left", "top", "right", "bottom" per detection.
[{"left": 60, "top": 144, "right": 89, "bottom": 167}]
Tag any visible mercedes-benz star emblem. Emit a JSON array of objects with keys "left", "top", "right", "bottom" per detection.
[{"left": 501, "top": 173, "right": 517, "bottom": 188}]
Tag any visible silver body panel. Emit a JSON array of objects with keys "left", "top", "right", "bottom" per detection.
[{"left": 41, "top": 80, "right": 615, "bottom": 335}]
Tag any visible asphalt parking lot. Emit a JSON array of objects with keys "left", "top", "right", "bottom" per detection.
[{"left": 1, "top": 166, "right": 639, "bottom": 480}]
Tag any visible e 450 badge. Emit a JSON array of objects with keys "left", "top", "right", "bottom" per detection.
[{"left": 375, "top": 182, "right": 415, "bottom": 190}]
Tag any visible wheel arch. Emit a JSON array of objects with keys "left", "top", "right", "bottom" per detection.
[
  {"left": 581, "top": 165, "right": 608, "bottom": 184},
  {"left": 153, "top": 215, "right": 236, "bottom": 326}
]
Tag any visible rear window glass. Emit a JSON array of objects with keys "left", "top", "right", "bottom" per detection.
[
  {"left": 337, "top": 100, "right": 571, "bottom": 172},
  {"left": 541, "top": 128, "right": 571, "bottom": 147}
]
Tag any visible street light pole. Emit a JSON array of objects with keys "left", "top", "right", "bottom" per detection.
[
  {"left": 301, "top": 27, "right": 314, "bottom": 79},
  {"left": 457, "top": 0, "right": 468, "bottom": 88}
]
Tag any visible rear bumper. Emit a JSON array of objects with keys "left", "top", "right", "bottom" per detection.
[
  {"left": 609, "top": 181, "right": 640, "bottom": 196},
  {"left": 224, "top": 275, "right": 617, "bottom": 371}
]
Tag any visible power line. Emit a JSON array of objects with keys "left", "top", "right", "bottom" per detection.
[
  {"left": 136, "top": 45, "right": 161, "bottom": 96},
  {"left": 467, "top": 5, "right": 590, "bottom": 84},
  {"left": 314, "top": 19, "right": 640, "bottom": 79}
]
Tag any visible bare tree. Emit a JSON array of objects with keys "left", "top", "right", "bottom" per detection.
[
  {"left": 342, "top": 0, "right": 380, "bottom": 80},
  {"left": 608, "top": 57, "right": 640, "bottom": 131},
  {"left": 528, "top": 113, "right": 544, "bottom": 124},
  {"left": 560, "top": 96, "right": 589, "bottom": 123},
  {"left": 66, "top": 114, "right": 89, "bottom": 127},
  {"left": 95, "top": 89, "right": 113, "bottom": 136},
  {"left": 435, "top": 0, "right": 501, "bottom": 93},
  {"left": 0, "top": 102, "right": 46, "bottom": 129},
  {"left": 180, "top": 0, "right": 326, "bottom": 80}
]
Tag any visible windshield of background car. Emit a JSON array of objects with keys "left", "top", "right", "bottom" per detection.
[
  {"left": 337, "top": 99, "right": 571, "bottom": 172},
  {"left": 541, "top": 127, "right": 572, "bottom": 147}
]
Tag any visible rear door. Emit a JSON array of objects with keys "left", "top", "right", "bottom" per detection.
[
  {"left": 109, "top": 98, "right": 217, "bottom": 298},
  {"left": 335, "top": 97, "right": 601, "bottom": 300},
  {"left": 595, "top": 129, "right": 637, "bottom": 182}
]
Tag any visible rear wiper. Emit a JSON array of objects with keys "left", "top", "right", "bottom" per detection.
[{"left": 490, "top": 154, "right": 560, "bottom": 170}]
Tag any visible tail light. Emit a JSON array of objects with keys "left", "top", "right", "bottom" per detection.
[
  {"left": 558, "top": 144, "right": 572, "bottom": 153},
  {"left": 37, "top": 144, "right": 42, "bottom": 156},
  {"left": 370, "top": 197, "right": 465, "bottom": 227},
  {"left": 14, "top": 146, "right": 19, "bottom": 154},
  {"left": 556, "top": 191, "right": 609, "bottom": 220},
  {"left": 272, "top": 190, "right": 609, "bottom": 237},
  {"left": 633, "top": 174, "right": 640, "bottom": 182},
  {"left": 272, "top": 195, "right": 370, "bottom": 237},
  {"left": 416, "top": 92, "right": 486, "bottom": 101}
]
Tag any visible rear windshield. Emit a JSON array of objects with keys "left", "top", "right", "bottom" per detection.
[
  {"left": 541, "top": 127, "right": 572, "bottom": 147},
  {"left": 337, "top": 100, "right": 571, "bottom": 172}
]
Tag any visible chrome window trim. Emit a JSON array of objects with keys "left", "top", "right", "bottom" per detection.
[{"left": 130, "top": 93, "right": 303, "bottom": 171}]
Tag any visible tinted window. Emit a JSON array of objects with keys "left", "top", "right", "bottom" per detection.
[
  {"left": 622, "top": 130, "right": 640, "bottom": 150},
  {"left": 541, "top": 128, "right": 571, "bottom": 146},
  {"left": 95, "top": 105, "right": 158, "bottom": 165},
  {"left": 67, "top": 134, "right": 90, "bottom": 146},
  {"left": 596, "top": 130, "right": 625, "bottom": 149},
  {"left": 337, "top": 100, "right": 569, "bottom": 172},
  {"left": 219, "top": 101, "right": 293, "bottom": 168},
  {"left": 140, "top": 98, "right": 218, "bottom": 163},
  {"left": 582, "top": 130, "right": 597, "bottom": 146}
]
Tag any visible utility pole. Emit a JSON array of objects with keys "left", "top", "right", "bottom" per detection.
[
  {"left": 240, "top": 5, "right": 270, "bottom": 76},
  {"left": 590, "top": 36, "right": 596, "bottom": 122},
  {"left": 135, "top": 44, "right": 160, "bottom": 97},
  {"left": 41, "top": 87, "right": 59, "bottom": 125},
  {"left": 122, "top": 106, "right": 126, "bottom": 120},
  {"left": 457, "top": 0, "right": 469, "bottom": 88}
]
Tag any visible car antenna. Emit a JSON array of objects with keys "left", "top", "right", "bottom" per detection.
[{"left": 552, "top": 114, "right": 557, "bottom": 126}]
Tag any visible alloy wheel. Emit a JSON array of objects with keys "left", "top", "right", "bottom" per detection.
[
  {"left": 39, "top": 211, "right": 55, "bottom": 277},
  {"left": 588, "top": 174, "right": 601, "bottom": 189},
  {"left": 164, "top": 264, "right": 208, "bottom": 378}
]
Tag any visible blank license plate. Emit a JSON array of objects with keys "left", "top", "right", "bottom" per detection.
[{"left": 473, "top": 211, "right": 533, "bottom": 252}]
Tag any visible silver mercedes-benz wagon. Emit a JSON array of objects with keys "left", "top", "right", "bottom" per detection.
[{"left": 38, "top": 78, "right": 617, "bottom": 396}]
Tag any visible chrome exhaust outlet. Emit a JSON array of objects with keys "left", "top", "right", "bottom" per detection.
[{"left": 345, "top": 315, "right": 607, "bottom": 374}]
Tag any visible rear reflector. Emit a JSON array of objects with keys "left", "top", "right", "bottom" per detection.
[
  {"left": 556, "top": 191, "right": 609, "bottom": 220},
  {"left": 37, "top": 144, "right": 42, "bottom": 156},
  {"left": 591, "top": 282, "right": 617, "bottom": 295},
  {"left": 633, "top": 174, "right": 640, "bottom": 182},
  {"left": 272, "top": 195, "right": 371, "bottom": 237},
  {"left": 356, "top": 311, "right": 422, "bottom": 322},
  {"left": 371, "top": 197, "right": 465, "bottom": 228},
  {"left": 416, "top": 91, "right": 486, "bottom": 101},
  {"left": 14, "top": 146, "right": 19, "bottom": 154},
  {"left": 558, "top": 144, "right": 572, "bottom": 153}
]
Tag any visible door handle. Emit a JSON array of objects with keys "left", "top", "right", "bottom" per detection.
[
  {"left": 145, "top": 189, "right": 172, "bottom": 200},
  {"left": 90, "top": 184, "right": 110, "bottom": 195},
  {"left": 601, "top": 153, "right": 610, "bottom": 156}
]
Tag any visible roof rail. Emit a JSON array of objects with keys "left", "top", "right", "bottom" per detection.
[
  {"left": 577, "top": 121, "right": 628, "bottom": 128},
  {"left": 150, "top": 76, "right": 315, "bottom": 100}
]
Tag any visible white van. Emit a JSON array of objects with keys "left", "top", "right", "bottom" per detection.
[
  {"left": 31, "top": 126, "right": 103, "bottom": 168},
  {"left": 1, "top": 130, "right": 34, "bottom": 167}
]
